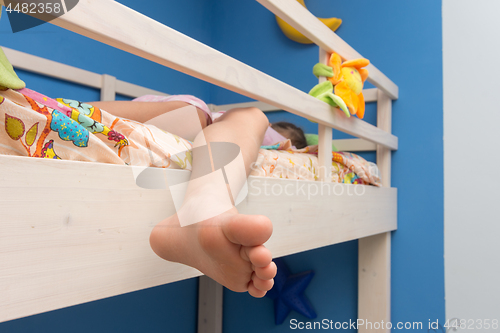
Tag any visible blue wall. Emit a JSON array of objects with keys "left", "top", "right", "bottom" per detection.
[
  {"left": 0, "top": 0, "right": 214, "bottom": 102},
  {"left": 0, "top": 0, "right": 444, "bottom": 332}
]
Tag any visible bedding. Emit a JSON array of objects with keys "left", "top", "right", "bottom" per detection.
[
  {"left": 0, "top": 87, "right": 380, "bottom": 186},
  {"left": 253, "top": 142, "right": 380, "bottom": 185}
]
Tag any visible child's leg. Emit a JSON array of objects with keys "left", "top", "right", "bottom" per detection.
[
  {"left": 149, "top": 107, "right": 277, "bottom": 298},
  {"left": 90, "top": 100, "right": 208, "bottom": 127}
]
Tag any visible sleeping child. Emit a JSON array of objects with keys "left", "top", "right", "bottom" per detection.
[{"left": 0, "top": 60, "right": 277, "bottom": 299}]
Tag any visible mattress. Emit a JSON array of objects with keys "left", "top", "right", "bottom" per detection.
[{"left": 0, "top": 87, "right": 380, "bottom": 186}]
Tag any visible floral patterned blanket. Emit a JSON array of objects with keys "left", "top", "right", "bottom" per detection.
[
  {"left": 0, "top": 87, "right": 379, "bottom": 186},
  {"left": 252, "top": 140, "right": 380, "bottom": 186}
]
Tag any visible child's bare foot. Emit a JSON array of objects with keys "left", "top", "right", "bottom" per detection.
[{"left": 149, "top": 208, "right": 276, "bottom": 298}]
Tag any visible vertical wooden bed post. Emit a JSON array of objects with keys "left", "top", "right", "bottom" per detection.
[
  {"left": 358, "top": 90, "right": 392, "bottom": 332},
  {"left": 198, "top": 276, "right": 224, "bottom": 333},
  {"left": 100, "top": 74, "right": 116, "bottom": 101},
  {"left": 317, "top": 49, "right": 333, "bottom": 182}
]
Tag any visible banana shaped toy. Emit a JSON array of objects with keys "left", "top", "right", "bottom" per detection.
[{"left": 275, "top": 0, "right": 342, "bottom": 44}]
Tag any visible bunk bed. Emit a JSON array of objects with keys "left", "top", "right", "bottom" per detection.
[{"left": 0, "top": 0, "right": 398, "bottom": 332}]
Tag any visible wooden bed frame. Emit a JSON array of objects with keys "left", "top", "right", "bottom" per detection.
[{"left": 0, "top": 1, "right": 398, "bottom": 332}]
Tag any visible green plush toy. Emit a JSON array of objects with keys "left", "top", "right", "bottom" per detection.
[
  {"left": 305, "top": 133, "right": 337, "bottom": 152},
  {"left": 0, "top": 9, "right": 26, "bottom": 89},
  {"left": 308, "top": 81, "right": 349, "bottom": 117}
]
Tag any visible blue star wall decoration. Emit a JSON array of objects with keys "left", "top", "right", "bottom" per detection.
[{"left": 266, "top": 257, "right": 317, "bottom": 325}]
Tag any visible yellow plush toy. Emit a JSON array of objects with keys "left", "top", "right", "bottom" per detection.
[
  {"left": 276, "top": 0, "right": 342, "bottom": 44},
  {"left": 327, "top": 53, "right": 369, "bottom": 119}
]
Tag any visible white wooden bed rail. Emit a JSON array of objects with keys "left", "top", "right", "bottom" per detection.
[
  {"left": 4, "top": 46, "right": 378, "bottom": 153},
  {"left": 0, "top": 156, "right": 396, "bottom": 323},
  {"left": 212, "top": 87, "right": 379, "bottom": 111},
  {"left": 2, "top": 47, "right": 170, "bottom": 100},
  {"left": 0, "top": 0, "right": 398, "bottom": 330}
]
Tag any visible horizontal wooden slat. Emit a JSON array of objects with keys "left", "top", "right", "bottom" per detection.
[
  {"left": 333, "top": 139, "right": 377, "bottom": 152},
  {"left": 363, "top": 88, "right": 379, "bottom": 103},
  {"left": 213, "top": 101, "right": 281, "bottom": 112},
  {"left": 256, "top": 0, "right": 398, "bottom": 100},
  {"left": 241, "top": 177, "right": 397, "bottom": 258},
  {"left": 3, "top": 46, "right": 169, "bottom": 100},
  {"left": 0, "top": 156, "right": 199, "bottom": 323},
  {"left": 6, "top": 42, "right": 378, "bottom": 106},
  {"left": 115, "top": 80, "right": 169, "bottom": 99},
  {"left": 2, "top": 47, "right": 381, "bottom": 148},
  {"left": 215, "top": 88, "right": 379, "bottom": 113},
  {"left": 3, "top": 46, "right": 102, "bottom": 88},
  {"left": 0, "top": 155, "right": 396, "bottom": 323},
  {"left": 46, "top": 0, "right": 397, "bottom": 150}
]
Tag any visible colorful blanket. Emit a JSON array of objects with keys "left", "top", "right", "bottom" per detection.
[
  {"left": 0, "top": 87, "right": 192, "bottom": 169},
  {"left": 0, "top": 87, "right": 380, "bottom": 186},
  {"left": 253, "top": 140, "right": 380, "bottom": 186}
]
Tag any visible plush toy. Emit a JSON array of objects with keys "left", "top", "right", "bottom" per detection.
[
  {"left": 308, "top": 80, "right": 350, "bottom": 117},
  {"left": 276, "top": 0, "right": 342, "bottom": 44},
  {"left": 0, "top": 47, "right": 25, "bottom": 90},
  {"left": 310, "top": 53, "right": 369, "bottom": 119},
  {"left": 0, "top": 10, "right": 26, "bottom": 90},
  {"left": 328, "top": 53, "right": 369, "bottom": 118}
]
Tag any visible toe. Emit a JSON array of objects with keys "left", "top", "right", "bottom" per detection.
[
  {"left": 252, "top": 272, "right": 274, "bottom": 291},
  {"left": 222, "top": 214, "right": 273, "bottom": 247},
  {"left": 241, "top": 245, "right": 272, "bottom": 267},
  {"left": 255, "top": 261, "right": 277, "bottom": 280},
  {"left": 247, "top": 281, "right": 267, "bottom": 298}
]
